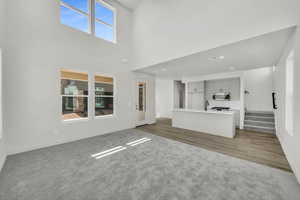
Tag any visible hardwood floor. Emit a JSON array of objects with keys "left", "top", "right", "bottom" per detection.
[{"left": 137, "top": 118, "right": 292, "bottom": 172}]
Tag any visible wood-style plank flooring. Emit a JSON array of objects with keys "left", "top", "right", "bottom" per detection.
[{"left": 137, "top": 118, "right": 292, "bottom": 172}]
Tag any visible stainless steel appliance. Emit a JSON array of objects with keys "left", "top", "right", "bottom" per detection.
[{"left": 212, "top": 92, "right": 231, "bottom": 101}]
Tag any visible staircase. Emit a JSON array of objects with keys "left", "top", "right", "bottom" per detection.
[{"left": 244, "top": 111, "right": 275, "bottom": 134}]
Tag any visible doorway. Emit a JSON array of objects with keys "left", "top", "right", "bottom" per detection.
[
  {"left": 174, "top": 80, "right": 186, "bottom": 109},
  {"left": 136, "top": 81, "right": 147, "bottom": 126}
]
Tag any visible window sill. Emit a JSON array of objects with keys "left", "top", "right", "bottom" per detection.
[
  {"left": 62, "top": 118, "right": 89, "bottom": 124},
  {"left": 94, "top": 114, "right": 114, "bottom": 119}
]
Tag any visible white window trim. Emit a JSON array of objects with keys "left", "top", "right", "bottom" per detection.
[
  {"left": 60, "top": 0, "right": 117, "bottom": 43},
  {"left": 93, "top": 73, "right": 116, "bottom": 119},
  {"left": 60, "top": 70, "right": 116, "bottom": 122},
  {"left": 94, "top": 114, "right": 114, "bottom": 119},
  {"left": 62, "top": 117, "right": 89, "bottom": 123},
  {"left": 62, "top": 94, "right": 89, "bottom": 97}
]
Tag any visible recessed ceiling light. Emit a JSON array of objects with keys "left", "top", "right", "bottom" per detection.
[
  {"left": 209, "top": 56, "right": 225, "bottom": 61},
  {"left": 229, "top": 66, "right": 236, "bottom": 70}
]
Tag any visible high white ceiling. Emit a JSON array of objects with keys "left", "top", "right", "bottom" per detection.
[
  {"left": 135, "top": 27, "right": 295, "bottom": 79},
  {"left": 117, "top": 0, "right": 141, "bottom": 9}
]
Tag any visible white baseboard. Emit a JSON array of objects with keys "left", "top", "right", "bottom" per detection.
[
  {"left": 7, "top": 126, "right": 135, "bottom": 156},
  {"left": 0, "top": 154, "right": 6, "bottom": 173},
  {"left": 276, "top": 133, "right": 300, "bottom": 184},
  {"left": 0, "top": 138, "right": 6, "bottom": 173}
]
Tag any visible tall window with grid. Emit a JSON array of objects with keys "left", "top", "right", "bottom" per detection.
[
  {"left": 94, "top": 74, "right": 114, "bottom": 116},
  {"left": 61, "top": 69, "right": 89, "bottom": 121}
]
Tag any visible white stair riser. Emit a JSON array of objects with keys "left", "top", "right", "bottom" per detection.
[{"left": 244, "top": 111, "right": 275, "bottom": 134}]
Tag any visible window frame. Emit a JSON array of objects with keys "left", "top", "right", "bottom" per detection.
[
  {"left": 60, "top": 0, "right": 117, "bottom": 43},
  {"left": 93, "top": 73, "right": 116, "bottom": 119},
  {"left": 60, "top": 69, "right": 90, "bottom": 122},
  {"left": 60, "top": 0, "right": 91, "bottom": 33},
  {"left": 93, "top": 0, "right": 117, "bottom": 43}
]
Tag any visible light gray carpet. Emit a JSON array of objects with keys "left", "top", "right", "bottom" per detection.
[{"left": 0, "top": 129, "right": 299, "bottom": 200}]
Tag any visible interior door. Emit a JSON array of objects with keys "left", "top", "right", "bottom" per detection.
[{"left": 136, "top": 81, "right": 147, "bottom": 126}]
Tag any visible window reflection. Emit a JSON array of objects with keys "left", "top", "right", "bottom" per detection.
[{"left": 95, "top": 75, "right": 114, "bottom": 117}]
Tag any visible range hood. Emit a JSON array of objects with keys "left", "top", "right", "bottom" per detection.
[{"left": 212, "top": 92, "right": 231, "bottom": 101}]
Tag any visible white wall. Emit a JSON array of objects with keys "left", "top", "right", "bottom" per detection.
[
  {"left": 2, "top": 0, "right": 149, "bottom": 155},
  {"left": 0, "top": 50, "right": 5, "bottom": 171},
  {"left": 0, "top": 0, "right": 6, "bottom": 47},
  {"left": 133, "top": 0, "right": 300, "bottom": 69},
  {"left": 0, "top": 0, "right": 6, "bottom": 172},
  {"left": 155, "top": 79, "right": 173, "bottom": 118},
  {"left": 173, "top": 81, "right": 180, "bottom": 109},
  {"left": 274, "top": 27, "right": 300, "bottom": 183},
  {"left": 244, "top": 67, "right": 273, "bottom": 112},
  {"left": 146, "top": 76, "right": 156, "bottom": 124},
  {"left": 294, "top": 25, "right": 300, "bottom": 184}
]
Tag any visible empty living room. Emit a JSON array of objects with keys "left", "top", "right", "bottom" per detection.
[{"left": 0, "top": 0, "right": 300, "bottom": 199}]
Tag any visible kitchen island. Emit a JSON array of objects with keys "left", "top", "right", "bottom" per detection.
[{"left": 172, "top": 109, "right": 236, "bottom": 138}]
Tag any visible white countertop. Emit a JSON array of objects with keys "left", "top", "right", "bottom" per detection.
[{"left": 173, "top": 109, "right": 234, "bottom": 115}]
